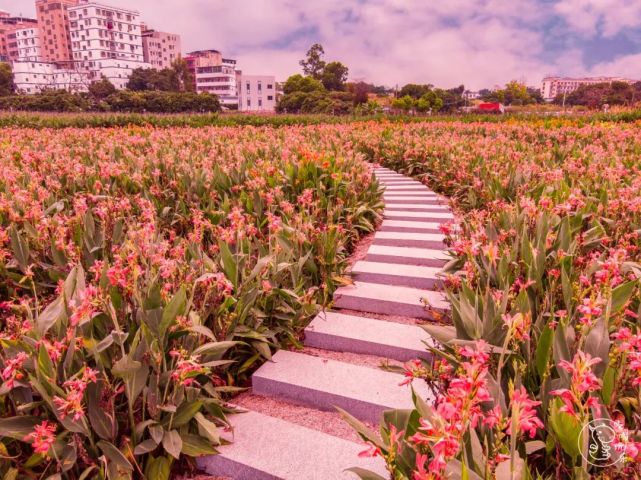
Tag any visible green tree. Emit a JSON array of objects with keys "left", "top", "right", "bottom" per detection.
[
  {"left": 282, "top": 74, "right": 325, "bottom": 94},
  {"left": 320, "top": 61, "right": 348, "bottom": 91},
  {"left": 300, "top": 43, "right": 326, "bottom": 79},
  {"left": 399, "top": 83, "right": 433, "bottom": 99},
  {"left": 392, "top": 95, "right": 415, "bottom": 112},
  {"left": 0, "top": 63, "right": 15, "bottom": 96},
  {"left": 126, "top": 68, "right": 180, "bottom": 92},
  {"left": 88, "top": 76, "right": 116, "bottom": 99},
  {"left": 171, "top": 57, "right": 194, "bottom": 92}
]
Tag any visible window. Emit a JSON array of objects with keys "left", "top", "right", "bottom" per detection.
[
  {"left": 267, "top": 84, "right": 273, "bottom": 89},
  {"left": 258, "top": 99, "right": 262, "bottom": 107},
  {"left": 267, "top": 95, "right": 273, "bottom": 100},
  {"left": 247, "top": 99, "right": 251, "bottom": 107}
]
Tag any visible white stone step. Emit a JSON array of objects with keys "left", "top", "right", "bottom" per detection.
[
  {"left": 384, "top": 210, "right": 454, "bottom": 220},
  {"left": 196, "top": 410, "right": 388, "bottom": 480},
  {"left": 375, "top": 231, "right": 445, "bottom": 242},
  {"left": 305, "top": 311, "right": 433, "bottom": 361},
  {"left": 383, "top": 196, "right": 439, "bottom": 202},
  {"left": 366, "top": 245, "right": 450, "bottom": 267},
  {"left": 384, "top": 202, "right": 448, "bottom": 209},
  {"left": 382, "top": 219, "right": 443, "bottom": 230},
  {"left": 333, "top": 281, "right": 448, "bottom": 319},
  {"left": 350, "top": 260, "right": 442, "bottom": 289},
  {"left": 252, "top": 350, "right": 432, "bottom": 423}
]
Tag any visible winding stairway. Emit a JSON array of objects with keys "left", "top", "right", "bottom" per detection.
[{"left": 197, "top": 167, "right": 454, "bottom": 479}]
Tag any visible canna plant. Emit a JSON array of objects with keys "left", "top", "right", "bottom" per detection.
[
  {"left": 347, "top": 120, "right": 641, "bottom": 479},
  {"left": 0, "top": 126, "right": 382, "bottom": 478}
]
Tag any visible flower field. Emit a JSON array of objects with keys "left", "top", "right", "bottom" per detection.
[
  {"left": 347, "top": 121, "right": 641, "bottom": 479},
  {"left": 2, "top": 119, "right": 641, "bottom": 479},
  {"left": 0, "top": 126, "right": 382, "bottom": 478}
]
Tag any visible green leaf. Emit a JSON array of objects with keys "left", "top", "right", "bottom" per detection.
[
  {"left": 611, "top": 281, "right": 635, "bottom": 314},
  {"left": 192, "top": 341, "right": 238, "bottom": 358},
  {"left": 0, "top": 416, "right": 41, "bottom": 441},
  {"left": 336, "top": 407, "right": 385, "bottom": 450},
  {"left": 144, "top": 456, "right": 170, "bottom": 480},
  {"left": 535, "top": 325, "right": 553, "bottom": 377},
  {"left": 549, "top": 398, "right": 582, "bottom": 459},
  {"left": 219, "top": 242, "right": 238, "bottom": 287},
  {"left": 35, "top": 296, "right": 66, "bottom": 336},
  {"left": 37, "top": 344, "right": 55, "bottom": 381},
  {"left": 344, "top": 468, "right": 387, "bottom": 480},
  {"left": 97, "top": 441, "right": 133, "bottom": 471},
  {"left": 159, "top": 286, "right": 187, "bottom": 340},
  {"left": 194, "top": 412, "right": 220, "bottom": 445},
  {"left": 584, "top": 316, "right": 609, "bottom": 377},
  {"left": 133, "top": 439, "right": 158, "bottom": 456},
  {"left": 162, "top": 430, "right": 182, "bottom": 459},
  {"left": 179, "top": 433, "right": 218, "bottom": 457},
  {"left": 87, "top": 383, "right": 115, "bottom": 441},
  {"left": 9, "top": 226, "right": 30, "bottom": 271},
  {"left": 170, "top": 401, "right": 203, "bottom": 428}
]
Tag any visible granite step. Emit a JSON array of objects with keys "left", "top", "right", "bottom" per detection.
[
  {"left": 252, "top": 350, "right": 432, "bottom": 423},
  {"left": 196, "top": 410, "right": 388, "bottom": 480},
  {"left": 366, "top": 244, "right": 450, "bottom": 267},
  {"left": 384, "top": 210, "right": 454, "bottom": 220},
  {"left": 381, "top": 219, "right": 443, "bottom": 231},
  {"left": 333, "top": 281, "right": 448, "bottom": 319},
  {"left": 305, "top": 311, "right": 433, "bottom": 361},
  {"left": 350, "top": 260, "right": 442, "bottom": 289}
]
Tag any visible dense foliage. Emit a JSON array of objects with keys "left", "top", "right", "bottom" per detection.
[
  {"left": 0, "top": 126, "right": 382, "bottom": 478},
  {"left": 344, "top": 122, "right": 641, "bottom": 479},
  {"left": 554, "top": 81, "right": 641, "bottom": 109},
  {"left": 0, "top": 90, "right": 220, "bottom": 113}
]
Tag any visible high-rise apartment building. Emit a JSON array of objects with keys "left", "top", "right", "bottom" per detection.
[
  {"left": 35, "top": 0, "right": 79, "bottom": 64},
  {"left": 0, "top": 10, "right": 38, "bottom": 61},
  {"left": 16, "top": 27, "right": 42, "bottom": 61},
  {"left": 141, "top": 25, "right": 181, "bottom": 69},
  {"left": 67, "top": 2, "right": 150, "bottom": 88},
  {"left": 186, "top": 50, "right": 239, "bottom": 107}
]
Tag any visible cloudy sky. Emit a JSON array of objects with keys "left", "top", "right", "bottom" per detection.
[{"left": 3, "top": 0, "right": 641, "bottom": 89}]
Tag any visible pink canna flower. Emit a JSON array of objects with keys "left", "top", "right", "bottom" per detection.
[
  {"left": 25, "top": 421, "right": 56, "bottom": 455},
  {"left": 508, "top": 386, "right": 544, "bottom": 438}
]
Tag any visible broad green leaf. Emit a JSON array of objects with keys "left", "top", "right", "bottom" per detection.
[
  {"left": 159, "top": 286, "right": 187, "bottom": 340},
  {"left": 9, "top": 226, "right": 30, "bottom": 271},
  {"left": 0, "top": 416, "right": 41, "bottom": 441},
  {"left": 162, "top": 430, "right": 182, "bottom": 459},
  {"left": 35, "top": 296, "right": 66, "bottom": 336},
  {"left": 549, "top": 398, "right": 582, "bottom": 459},
  {"left": 144, "top": 456, "right": 170, "bottom": 480},
  {"left": 97, "top": 441, "right": 133, "bottom": 471},
  {"left": 170, "top": 401, "right": 203, "bottom": 428},
  {"left": 535, "top": 325, "right": 553, "bottom": 377},
  {"left": 610, "top": 281, "right": 635, "bottom": 314},
  {"left": 179, "top": 433, "right": 218, "bottom": 457}
]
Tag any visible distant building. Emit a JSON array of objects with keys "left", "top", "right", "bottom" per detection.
[
  {"left": 67, "top": 1, "right": 150, "bottom": 89},
  {"left": 541, "top": 76, "right": 638, "bottom": 101},
  {"left": 15, "top": 27, "right": 41, "bottom": 61},
  {"left": 12, "top": 60, "right": 89, "bottom": 93},
  {"left": 35, "top": 0, "right": 79, "bottom": 63},
  {"left": 463, "top": 90, "right": 480, "bottom": 100},
  {"left": 186, "top": 50, "right": 239, "bottom": 107},
  {"left": 237, "top": 74, "right": 277, "bottom": 112},
  {"left": 0, "top": 10, "right": 38, "bottom": 61},
  {"left": 141, "top": 25, "right": 181, "bottom": 69}
]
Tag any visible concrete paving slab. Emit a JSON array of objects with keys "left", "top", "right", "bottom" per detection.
[
  {"left": 196, "top": 410, "right": 388, "bottom": 480},
  {"left": 333, "top": 281, "right": 448, "bottom": 319},
  {"left": 252, "top": 350, "right": 432, "bottom": 423},
  {"left": 305, "top": 311, "right": 433, "bottom": 360},
  {"left": 350, "top": 261, "right": 442, "bottom": 289}
]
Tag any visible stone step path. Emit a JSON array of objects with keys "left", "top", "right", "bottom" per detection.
[{"left": 197, "top": 166, "right": 453, "bottom": 479}]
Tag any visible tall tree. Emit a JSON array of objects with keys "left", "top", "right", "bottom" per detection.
[
  {"left": 0, "top": 63, "right": 15, "bottom": 96},
  {"left": 320, "top": 61, "right": 349, "bottom": 91},
  {"left": 300, "top": 43, "right": 326, "bottom": 79},
  {"left": 171, "top": 57, "right": 194, "bottom": 92}
]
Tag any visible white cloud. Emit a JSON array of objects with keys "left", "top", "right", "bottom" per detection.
[{"left": 0, "top": 0, "right": 639, "bottom": 88}]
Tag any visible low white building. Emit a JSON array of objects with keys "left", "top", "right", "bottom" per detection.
[
  {"left": 67, "top": 1, "right": 150, "bottom": 89},
  {"left": 12, "top": 60, "right": 89, "bottom": 94},
  {"left": 15, "top": 27, "right": 41, "bottom": 61},
  {"left": 237, "top": 74, "right": 277, "bottom": 112},
  {"left": 541, "top": 75, "right": 638, "bottom": 101}
]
